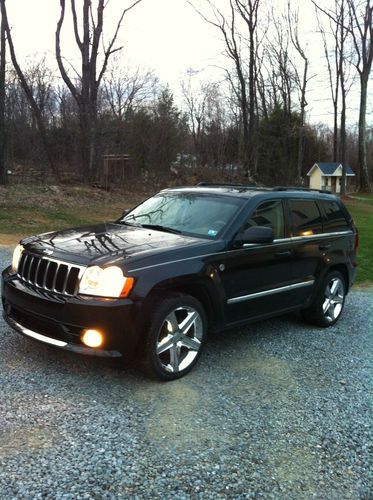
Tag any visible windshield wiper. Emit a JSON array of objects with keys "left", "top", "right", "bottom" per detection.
[
  {"left": 142, "top": 224, "right": 182, "bottom": 235},
  {"left": 120, "top": 220, "right": 142, "bottom": 227}
]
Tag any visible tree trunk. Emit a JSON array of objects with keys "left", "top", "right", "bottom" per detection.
[
  {"left": 340, "top": 89, "right": 347, "bottom": 195},
  {"left": 339, "top": 4, "right": 347, "bottom": 196},
  {"left": 332, "top": 101, "right": 338, "bottom": 163},
  {"left": 0, "top": 2, "right": 7, "bottom": 185},
  {"left": 248, "top": 27, "right": 256, "bottom": 175},
  {"left": 297, "top": 57, "right": 308, "bottom": 183},
  {"left": 358, "top": 73, "right": 371, "bottom": 192},
  {"left": 89, "top": 98, "right": 98, "bottom": 177},
  {"left": 238, "top": 69, "right": 250, "bottom": 173},
  {"left": 79, "top": 106, "right": 90, "bottom": 179},
  {"left": 81, "top": 0, "right": 92, "bottom": 177}
]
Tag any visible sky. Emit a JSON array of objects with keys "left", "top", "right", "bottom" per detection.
[{"left": 5, "top": 0, "right": 372, "bottom": 128}]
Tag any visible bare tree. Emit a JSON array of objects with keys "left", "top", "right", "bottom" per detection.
[
  {"left": 288, "top": 3, "right": 310, "bottom": 183},
  {"left": 181, "top": 70, "right": 217, "bottom": 166},
  {"left": 265, "top": 13, "right": 294, "bottom": 116},
  {"left": 314, "top": 0, "right": 372, "bottom": 192},
  {"left": 0, "top": 1, "right": 6, "bottom": 185},
  {"left": 337, "top": 0, "right": 349, "bottom": 195},
  {"left": 55, "top": 0, "right": 143, "bottom": 179},
  {"left": 347, "top": 0, "right": 373, "bottom": 192},
  {"left": 103, "top": 62, "right": 158, "bottom": 121},
  {"left": 314, "top": 0, "right": 353, "bottom": 194},
  {"left": 316, "top": 8, "right": 340, "bottom": 163},
  {"left": 189, "top": 0, "right": 260, "bottom": 175},
  {"left": 234, "top": 0, "right": 260, "bottom": 174},
  {"left": 1, "top": 0, "right": 58, "bottom": 179}
]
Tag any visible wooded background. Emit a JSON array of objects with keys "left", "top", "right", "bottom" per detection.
[{"left": 0, "top": 0, "right": 371, "bottom": 192}]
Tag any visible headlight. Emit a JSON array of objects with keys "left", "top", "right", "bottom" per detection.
[
  {"left": 78, "top": 265, "right": 134, "bottom": 298},
  {"left": 12, "top": 244, "right": 24, "bottom": 273}
]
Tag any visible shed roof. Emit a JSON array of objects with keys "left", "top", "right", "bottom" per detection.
[{"left": 307, "top": 162, "right": 355, "bottom": 176}]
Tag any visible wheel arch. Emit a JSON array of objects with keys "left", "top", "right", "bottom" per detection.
[
  {"left": 141, "top": 278, "right": 223, "bottom": 331},
  {"left": 326, "top": 263, "right": 350, "bottom": 293}
]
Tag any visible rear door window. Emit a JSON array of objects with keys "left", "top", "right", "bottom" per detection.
[
  {"left": 319, "top": 200, "right": 350, "bottom": 232},
  {"left": 289, "top": 199, "right": 323, "bottom": 236}
]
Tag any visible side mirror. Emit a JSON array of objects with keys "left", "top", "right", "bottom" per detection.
[{"left": 234, "top": 226, "right": 274, "bottom": 246}]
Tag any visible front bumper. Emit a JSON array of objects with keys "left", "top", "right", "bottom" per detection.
[
  {"left": 1, "top": 267, "right": 142, "bottom": 359},
  {"left": 4, "top": 314, "right": 122, "bottom": 357}
]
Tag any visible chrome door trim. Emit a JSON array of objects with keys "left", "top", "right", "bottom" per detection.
[
  {"left": 127, "top": 231, "right": 353, "bottom": 273},
  {"left": 274, "top": 230, "right": 353, "bottom": 244},
  {"left": 227, "top": 279, "right": 315, "bottom": 305}
]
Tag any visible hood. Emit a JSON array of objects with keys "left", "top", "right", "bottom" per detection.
[{"left": 22, "top": 222, "right": 214, "bottom": 266}]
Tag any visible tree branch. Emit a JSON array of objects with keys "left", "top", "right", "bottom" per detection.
[
  {"left": 97, "top": 0, "right": 144, "bottom": 87},
  {"left": 56, "top": 0, "right": 81, "bottom": 105},
  {"left": 71, "top": 0, "right": 83, "bottom": 52}
]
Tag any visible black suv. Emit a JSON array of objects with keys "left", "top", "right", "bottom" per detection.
[{"left": 1, "top": 184, "right": 358, "bottom": 380}]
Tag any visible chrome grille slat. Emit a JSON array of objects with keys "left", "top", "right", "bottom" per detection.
[
  {"left": 35, "top": 258, "right": 42, "bottom": 284},
  {"left": 43, "top": 261, "right": 51, "bottom": 288},
  {"left": 52, "top": 262, "right": 59, "bottom": 292},
  {"left": 62, "top": 265, "right": 71, "bottom": 294},
  {"left": 27, "top": 256, "right": 34, "bottom": 283},
  {"left": 17, "top": 252, "right": 85, "bottom": 297},
  {"left": 19, "top": 253, "right": 27, "bottom": 277}
]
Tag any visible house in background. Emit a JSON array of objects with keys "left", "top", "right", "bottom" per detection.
[{"left": 307, "top": 162, "right": 356, "bottom": 193}]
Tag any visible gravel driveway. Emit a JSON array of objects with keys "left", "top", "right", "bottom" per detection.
[{"left": 0, "top": 247, "right": 371, "bottom": 499}]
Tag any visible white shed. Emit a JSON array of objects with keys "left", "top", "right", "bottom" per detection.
[{"left": 307, "top": 162, "right": 356, "bottom": 193}]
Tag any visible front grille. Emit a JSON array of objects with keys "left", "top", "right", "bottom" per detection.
[{"left": 18, "top": 252, "right": 85, "bottom": 296}]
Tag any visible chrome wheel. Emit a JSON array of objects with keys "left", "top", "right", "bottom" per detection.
[
  {"left": 323, "top": 277, "right": 344, "bottom": 323},
  {"left": 156, "top": 306, "right": 203, "bottom": 374}
]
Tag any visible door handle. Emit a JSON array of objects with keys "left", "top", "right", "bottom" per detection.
[
  {"left": 319, "top": 244, "right": 331, "bottom": 251},
  {"left": 274, "top": 250, "right": 292, "bottom": 258}
]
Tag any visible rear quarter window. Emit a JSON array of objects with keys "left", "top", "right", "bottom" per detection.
[
  {"left": 289, "top": 199, "right": 323, "bottom": 236},
  {"left": 319, "top": 200, "right": 350, "bottom": 232}
]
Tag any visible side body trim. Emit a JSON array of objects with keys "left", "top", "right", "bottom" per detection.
[{"left": 227, "top": 279, "right": 315, "bottom": 305}]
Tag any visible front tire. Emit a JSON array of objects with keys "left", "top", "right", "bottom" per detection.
[
  {"left": 141, "top": 293, "right": 207, "bottom": 381},
  {"left": 302, "top": 271, "right": 346, "bottom": 327}
]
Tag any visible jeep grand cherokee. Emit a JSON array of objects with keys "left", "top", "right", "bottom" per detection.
[{"left": 1, "top": 184, "right": 358, "bottom": 380}]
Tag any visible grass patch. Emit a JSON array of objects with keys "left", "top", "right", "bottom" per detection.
[
  {"left": 344, "top": 195, "right": 373, "bottom": 284},
  {"left": 349, "top": 193, "right": 373, "bottom": 202},
  {"left": 0, "top": 207, "right": 99, "bottom": 234},
  {"left": 0, "top": 184, "right": 146, "bottom": 242}
]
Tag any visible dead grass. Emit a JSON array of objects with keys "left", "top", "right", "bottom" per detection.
[
  {"left": 0, "top": 183, "right": 148, "bottom": 244},
  {"left": 0, "top": 234, "right": 25, "bottom": 246}
]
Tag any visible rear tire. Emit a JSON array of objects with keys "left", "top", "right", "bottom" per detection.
[
  {"left": 302, "top": 271, "right": 346, "bottom": 327},
  {"left": 141, "top": 293, "right": 207, "bottom": 381}
]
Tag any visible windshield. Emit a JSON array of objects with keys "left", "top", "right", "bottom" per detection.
[{"left": 119, "top": 193, "right": 241, "bottom": 238}]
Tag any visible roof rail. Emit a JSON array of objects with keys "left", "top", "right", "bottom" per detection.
[
  {"left": 196, "top": 182, "right": 266, "bottom": 191},
  {"left": 196, "top": 182, "right": 332, "bottom": 195},
  {"left": 271, "top": 186, "right": 332, "bottom": 194}
]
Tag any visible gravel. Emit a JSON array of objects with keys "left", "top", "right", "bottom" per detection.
[{"left": 0, "top": 246, "right": 372, "bottom": 499}]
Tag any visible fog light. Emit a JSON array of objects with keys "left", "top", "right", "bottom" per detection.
[{"left": 82, "top": 329, "right": 103, "bottom": 348}]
